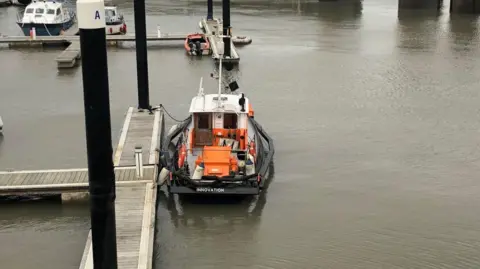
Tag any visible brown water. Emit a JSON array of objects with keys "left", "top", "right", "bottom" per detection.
[{"left": 1, "top": 0, "right": 480, "bottom": 268}]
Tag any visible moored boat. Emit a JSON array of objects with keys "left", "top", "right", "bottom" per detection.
[
  {"left": 105, "top": 5, "right": 126, "bottom": 35},
  {"left": 159, "top": 58, "right": 274, "bottom": 196},
  {"left": 184, "top": 33, "right": 210, "bottom": 56},
  {"left": 16, "top": 0, "right": 75, "bottom": 36}
]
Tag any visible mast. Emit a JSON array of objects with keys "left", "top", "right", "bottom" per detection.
[
  {"left": 218, "top": 57, "right": 223, "bottom": 98},
  {"left": 217, "top": 42, "right": 224, "bottom": 109}
]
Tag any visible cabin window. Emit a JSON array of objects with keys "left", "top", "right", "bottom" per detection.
[
  {"left": 26, "top": 8, "right": 34, "bottom": 13},
  {"left": 56, "top": 8, "right": 61, "bottom": 15},
  {"left": 47, "top": 9, "right": 55, "bottom": 15},
  {"left": 105, "top": 9, "right": 115, "bottom": 17},
  {"left": 197, "top": 114, "right": 211, "bottom": 129},
  {"left": 224, "top": 113, "right": 237, "bottom": 129},
  {"left": 35, "top": 8, "right": 44, "bottom": 14}
]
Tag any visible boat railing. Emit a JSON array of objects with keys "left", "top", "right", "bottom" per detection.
[{"left": 15, "top": 10, "right": 25, "bottom": 23}]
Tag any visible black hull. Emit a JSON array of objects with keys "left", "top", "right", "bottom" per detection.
[
  {"left": 159, "top": 116, "right": 275, "bottom": 196},
  {"left": 16, "top": 0, "right": 30, "bottom": 5},
  {"left": 106, "top": 20, "right": 124, "bottom": 26},
  {"left": 169, "top": 185, "right": 261, "bottom": 195}
]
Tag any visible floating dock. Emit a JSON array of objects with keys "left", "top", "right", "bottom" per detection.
[
  {"left": 0, "top": 107, "right": 165, "bottom": 269},
  {"left": 0, "top": 34, "right": 186, "bottom": 69},
  {"left": 55, "top": 41, "right": 80, "bottom": 69},
  {"left": 0, "top": 19, "right": 246, "bottom": 69},
  {"left": 200, "top": 18, "right": 240, "bottom": 64}
]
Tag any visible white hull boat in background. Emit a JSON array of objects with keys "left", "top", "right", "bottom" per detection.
[{"left": 105, "top": 5, "right": 126, "bottom": 35}]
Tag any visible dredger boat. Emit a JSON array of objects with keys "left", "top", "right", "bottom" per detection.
[{"left": 159, "top": 59, "right": 274, "bottom": 195}]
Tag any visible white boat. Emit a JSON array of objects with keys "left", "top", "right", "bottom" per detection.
[
  {"left": 160, "top": 55, "right": 275, "bottom": 196},
  {"left": 105, "top": 5, "right": 126, "bottom": 35},
  {"left": 16, "top": 0, "right": 76, "bottom": 36}
]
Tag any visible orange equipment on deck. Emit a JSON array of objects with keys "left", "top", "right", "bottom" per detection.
[
  {"left": 178, "top": 145, "right": 187, "bottom": 168},
  {"left": 202, "top": 146, "right": 232, "bottom": 176}
]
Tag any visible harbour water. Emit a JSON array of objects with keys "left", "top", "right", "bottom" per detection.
[{"left": 1, "top": 0, "right": 480, "bottom": 268}]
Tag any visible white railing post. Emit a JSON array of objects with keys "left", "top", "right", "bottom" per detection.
[{"left": 135, "top": 145, "right": 144, "bottom": 178}]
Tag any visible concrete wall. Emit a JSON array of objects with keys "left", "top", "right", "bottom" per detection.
[{"left": 450, "top": 0, "right": 480, "bottom": 13}]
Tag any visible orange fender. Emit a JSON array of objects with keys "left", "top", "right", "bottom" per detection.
[
  {"left": 249, "top": 141, "right": 256, "bottom": 158},
  {"left": 178, "top": 145, "right": 187, "bottom": 167}
]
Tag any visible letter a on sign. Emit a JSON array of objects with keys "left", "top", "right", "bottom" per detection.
[{"left": 95, "top": 10, "right": 100, "bottom": 19}]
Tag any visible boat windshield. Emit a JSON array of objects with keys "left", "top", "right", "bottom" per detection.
[
  {"left": 105, "top": 9, "right": 115, "bottom": 18},
  {"left": 47, "top": 9, "right": 55, "bottom": 14},
  {"left": 35, "top": 8, "right": 44, "bottom": 14},
  {"left": 25, "top": 8, "right": 34, "bottom": 13}
]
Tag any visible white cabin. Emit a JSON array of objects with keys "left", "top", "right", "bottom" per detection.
[
  {"left": 21, "top": 1, "right": 68, "bottom": 24},
  {"left": 188, "top": 91, "right": 253, "bottom": 150},
  {"left": 190, "top": 93, "right": 250, "bottom": 128},
  {"left": 105, "top": 6, "right": 121, "bottom": 22}
]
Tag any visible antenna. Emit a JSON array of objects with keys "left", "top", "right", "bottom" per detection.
[
  {"left": 217, "top": 40, "right": 224, "bottom": 108},
  {"left": 198, "top": 76, "right": 204, "bottom": 96}
]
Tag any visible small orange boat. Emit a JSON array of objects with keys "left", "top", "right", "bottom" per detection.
[{"left": 184, "top": 33, "right": 210, "bottom": 56}]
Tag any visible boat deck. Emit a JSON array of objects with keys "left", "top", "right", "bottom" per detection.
[
  {"left": 200, "top": 18, "right": 240, "bottom": 64},
  {"left": 0, "top": 107, "right": 164, "bottom": 269}
]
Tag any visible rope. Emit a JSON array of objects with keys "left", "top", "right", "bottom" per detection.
[
  {"left": 42, "top": 21, "right": 53, "bottom": 36},
  {"left": 155, "top": 104, "right": 189, "bottom": 123}
]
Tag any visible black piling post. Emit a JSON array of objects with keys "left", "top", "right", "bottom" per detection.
[
  {"left": 222, "top": 0, "right": 231, "bottom": 58},
  {"left": 207, "top": 0, "right": 213, "bottom": 20},
  {"left": 133, "top": 0, "right": 150, "bottom": 109},
  {"left": 77, "top": 0, "right": 118, "bottom": 268}
]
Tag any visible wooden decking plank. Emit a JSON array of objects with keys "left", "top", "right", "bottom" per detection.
[
  {"left": 19, "top": 173, "right": 37, "bottom": 185},
  {"left": 51, "top": 171, "right": 62, "bottom": 184},
  {"left": 77, "top": 182, "right": 151, "bottom": 269},
  {"left": 0, "top": 167, "right": 151, "bottom": 188},
  {"left": 14, "top": 173, "right": 29, "bottom": 185},
  {"left": 117, "top": 169, "right": 127, "bottom": 181},
  {"left": 9, "top": 174, "right": 23, "bottom": 186},
  {"left": 1, "top": 174, "right": 13, "bottom": 185},
  {"left": 37, "top": 172, "right": 50, "bottom": 185},
  {"left": 71, "top": 171, "right": 80, "bottom": 183},
  {"left": 78, "top": 170, "right": 88, "bottom": 183},
  {"left": 0, "top": 174, "right": 9, "bottom": 182}
]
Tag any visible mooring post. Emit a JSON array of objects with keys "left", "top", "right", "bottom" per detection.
[
  {"left": 135, "top": 145, "right": 144, "bottom": 179},
  {"left": 77, "top": 0, "right": 118, "bottom": 267},
  {"left": 222, "top": 0, "right": 231, "bottom": 57},
  {"left": 134, "top": 0, "right": 150, "bottom": 109},
  {"left": 207, "top": 0, "right": 213, "bottom": 20}
]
